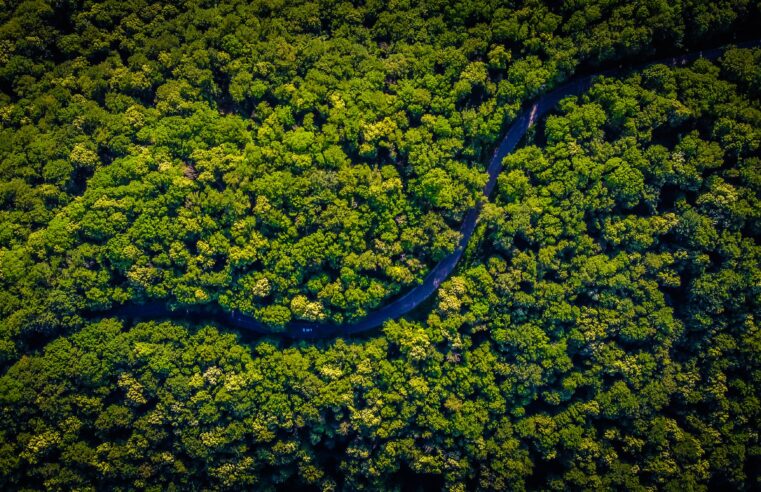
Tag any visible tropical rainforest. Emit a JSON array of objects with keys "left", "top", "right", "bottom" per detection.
[{"left": 1, "top": 0, "right": 760, "bottom": 490}]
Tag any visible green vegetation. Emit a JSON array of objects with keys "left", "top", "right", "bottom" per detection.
[
  {"left": 1, "top": 0, "right": 754, "bottom": 347},
  {"left": 1, "top": 0, "right": 760, "bottom": 490}
]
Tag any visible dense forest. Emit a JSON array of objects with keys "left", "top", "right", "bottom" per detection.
[{"left": 1, "top": 0, "right": 760, "bottom": 490}]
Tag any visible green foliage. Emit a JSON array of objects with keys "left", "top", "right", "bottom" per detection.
[
  {"left": 3, "top": 0, "right": 751, "bottom": 340},
  {"left": 0, "top": 0, "right": 760, "bottom": 490}
]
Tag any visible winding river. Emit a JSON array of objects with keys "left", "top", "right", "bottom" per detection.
[{"left": 103, "top": 40, "right": 761, "bottom": 338}]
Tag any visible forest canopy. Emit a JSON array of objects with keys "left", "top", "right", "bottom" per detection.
[
  {"left": 0, "top": 0, "right": 760, "bottom": 490},
  {"left": 1, "top": 0, "right": 757, "bottom": 344}
]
